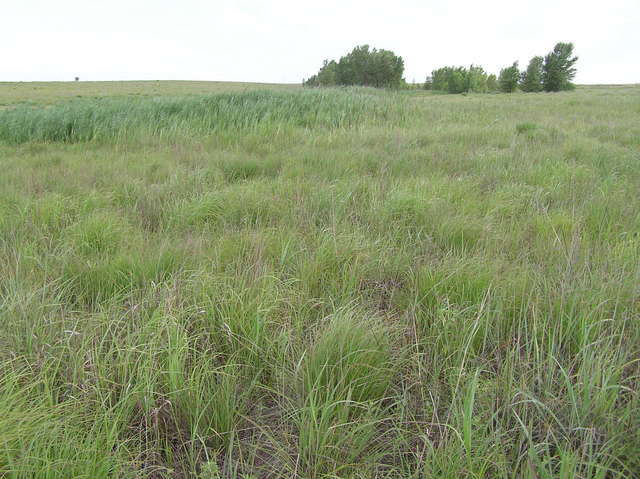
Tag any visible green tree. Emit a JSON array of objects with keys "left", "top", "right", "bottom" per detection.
[
  {"left": 466, "top": 65, "right": 488, "bottom": 93},
  {"left": 499, "top": 62, "right": 520, "bottom": 93},
  {"left": 336, "top": 45, "right": 371, "bottom": 86},
  {"left": 431, "top": 67, "right": 451, "bottom": 91},
  {"left": 430, "top": 65, "right": 488, "bottom": 94},
  {"left": 305, "top": 45, "right": 405, "bottom": 88},
  {"left": 520, "top": 56, "right": 544, "bottom": 92},
  {"left": 304, "top": 60, "right": 339, "bottom": 87},
  {"left": 317, "top": 60, "right": 338, "bottom": 86},
  {"left": 487, "top": 74, "right": 498, "bottom": 92},
  {"left": 368, "top": 48, "right": 405, "bottom": 88},
  {"left": 447, "top": 68, "right": 467, "bottom": 94},
  {"left": 542, "top": 42, "right": 578, "bottom": 91}
]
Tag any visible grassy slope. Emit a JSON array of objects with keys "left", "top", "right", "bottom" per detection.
[{"left": 0, "top": 82, "right": 639, "bottom": 478}]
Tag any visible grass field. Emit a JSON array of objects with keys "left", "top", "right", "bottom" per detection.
[
  {"left": 0, "top": 81, "right": 298, "bottom": 107},
  {"left": 0, "top": 81, "right": 639, "bottom": 478}
]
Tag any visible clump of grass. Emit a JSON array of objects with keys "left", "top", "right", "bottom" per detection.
[
  {"left": 61, "top": 246, "right": 186, "bottom": 306},
  {"left": 0, "top": 88, "right": 406, "bottom": 145},
  {"left": 65, "top": 212, "right": 126, "bottom": 256},
  {"left": 220, "top": 156, "right": 282, "bottom": 182},
  {"left": 292, "top": 309, "right": 395, "bottom": 476},
  {"left": 300, "top": 309, "right": 394, "bottom": 404},
  {"left": 516, "top": 122, "right": 538, "bottom": 134}
]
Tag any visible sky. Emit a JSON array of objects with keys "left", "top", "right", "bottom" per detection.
[{"left": 2, "top": 0, "right": 639, "bottom": 85}]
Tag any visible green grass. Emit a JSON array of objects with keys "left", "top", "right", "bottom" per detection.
[
  {"left": 0, "top": 88, "right": 406, "bottom": 144},
  {"left": 0, "top": 81, "right": 639, "bottom": 478},
  {"left": 0, "top": 80, "right": 298, "bottom": 106}
]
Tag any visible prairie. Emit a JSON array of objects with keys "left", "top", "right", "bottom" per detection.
[{"left": 0, "top": 81, "right": 639, "bottom": 478}]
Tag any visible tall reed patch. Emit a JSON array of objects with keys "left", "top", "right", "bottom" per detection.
[{"left": 0, "top": 88, "right": 406, "bottom": 145}]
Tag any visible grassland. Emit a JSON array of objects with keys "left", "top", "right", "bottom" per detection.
[
  {"left": 0, "top": 81, "right": 639, "bottom": 478},
  {"left": 0, "top": 81, "right": 298, "bottom": 107}
]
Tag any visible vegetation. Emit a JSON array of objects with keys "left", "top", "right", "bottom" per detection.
[
  {"left": 543, "top": 42, "right": 579, "bottom": 91},
  {"left": 520, "top": 56, "right": 544, "bottom": 92},
  {"left": 0, "top": 89, "right": 406, "bottom": 144},
  {"left": 486, "top": 73, "right": 498, "bottom": 92},
  {"left": 427, "top": 42, "right": 578, "bottom": 95},
  {"left": 430, "top": 65, "right": 490, "bottom": 94},
  {"left": 304, "top": 45, "right": 404, "bottom": 88},
  {"left": 0, "top": 80, "right": 296, "bottom": 106},
  {"left": 499, "top": 61, "right": 520, "bottom": 92},
  {"left": 1, "top": 81, "right": 639, "bottom": 478},
  {"left": 305, "top": 41, "right": 579, "bottom": 95}
]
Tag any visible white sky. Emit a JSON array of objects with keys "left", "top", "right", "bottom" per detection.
[{"left": 2, "top": 0, "right": 638, "bottom": 84}]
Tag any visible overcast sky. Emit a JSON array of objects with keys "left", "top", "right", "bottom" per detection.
[{"left": 2, "top": 0, "right": 638, "bottom": 84}]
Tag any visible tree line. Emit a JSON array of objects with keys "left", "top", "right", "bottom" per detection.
[{"left": 304, "top": 42, "right": 578, "bottom": 93}]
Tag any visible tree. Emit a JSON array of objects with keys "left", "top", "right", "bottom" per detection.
[
  {"left": 431, "top": 67, "right": 451, "bottom": 91},
  {"left": 542, "top": 42, "right": 578, "bottom": 91},
  {"left": 317, "top": 60, "right": 338, "bottom": 86},
  {"left": 466, "top": 65, "right": 488, "bottom": 93},
  {"left": 304, "top": 60, "right": 339, "bottom": 87},
  {"left": 430, "top": 65, "right": 489, "bottom": 94},
  {"left": 487, "top": 74, "right": 498, "bottom": 92},
  {"left": 304, "top": 45, "right": 405, "bottom": 88},
  {"left": 369, "top": 48, "right": 405, "bottom": 88},
  {"left": 499, "top": 62, "right": 520, "bottom": 93},
  {"left": 447, "top": 68, "right": 467, "bottom": 94},
  {"left": 520, "top": 56, "right": 544, "bottom": 92}
]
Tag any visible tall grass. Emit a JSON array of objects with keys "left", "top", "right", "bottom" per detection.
[
  {"left": 0, "top": 82, "right": 639, "bottom": 478},
  {"left": 0, "top": 88, "right": 406, "bottom": 144}
]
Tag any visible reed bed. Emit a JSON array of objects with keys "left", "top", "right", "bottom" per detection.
[{"left": 0, "top": 88, "right": 406, "bottom": 144}]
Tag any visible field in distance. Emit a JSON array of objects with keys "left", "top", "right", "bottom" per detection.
[
  {"left": 0, "top": 80, "right": 299, "bottom": 106},
  {"left": 0, "top": 81, "right": 638, "bottom": 478}
]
